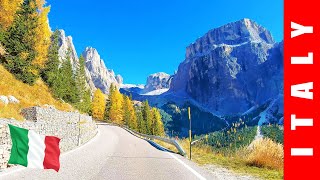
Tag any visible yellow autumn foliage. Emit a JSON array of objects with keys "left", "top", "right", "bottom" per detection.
[
  {"left": 0, "top": 0, "right": 23, "bottom": 29},
  {"left": 33, "top": 6, "right": 51, "bottom": 68},
  {"left": 0, "top": 65, "right": 72, "bottom": 120},
  {"left": 109, "top": 88, "right": 124, "bottom": 124},
  {"left": 92, "top": 89, "right": 106, "bottom": 120}
]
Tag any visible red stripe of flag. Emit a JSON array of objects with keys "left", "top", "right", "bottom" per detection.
[{"left": 43, "top": 136, "right": 61, "bottom": 172}]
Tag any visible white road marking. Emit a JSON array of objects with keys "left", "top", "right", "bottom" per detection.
[{"left": 166, "top": 152, "right": 206, "bottom": 180}]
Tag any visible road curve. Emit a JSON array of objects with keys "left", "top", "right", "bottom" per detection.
[{"left": 1, "top": 125, "right": 220, "bottom": 180}]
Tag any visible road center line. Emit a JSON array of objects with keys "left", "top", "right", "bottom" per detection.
[{"left": 166, "top": 152, "right": 206, "bottom": 180}]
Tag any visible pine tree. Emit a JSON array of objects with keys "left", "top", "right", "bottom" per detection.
[
  {"left": 41, "top": 30, "right": 59, "bottom": 87},
  {"left": 74, "top": 55, "right": 91, "bottom": 113},
  {"left": 80, "top": 90, "right": 92, "bottom": 114},
  {"left": 54, "top": 49, "right": 78, "bottom": 103},
  {"left": 142, "top": 100, "right": 152, "bottom": 135},
  {"left": 1, "top": 0, "right": 39, "bottom": 84},
  {"left": 92, "top": 89, "right": 106, "bottom": 120},
  {"left": 136, "top": 107, "right": 146, "bottom": 134},
  {"left": 75, "top": 55, "right": 86, "bottom": 97},
  {"left": 104, "top": 84, "right": 115, "bottom": 121}
]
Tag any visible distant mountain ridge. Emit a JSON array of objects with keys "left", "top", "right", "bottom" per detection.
[{"left": 122, "top": 18, "right": 283, "bottom": 136}]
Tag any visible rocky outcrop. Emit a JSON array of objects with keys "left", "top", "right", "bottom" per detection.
[
  {"left": 83, "top": 47, "right": 121, "bottom": 94},
  {"left": 0, "top": 95, "right": 9, "bottom": 105},
  {"left": 144, "top": 72, "right": 171, "bottom": 92},
  {"left": 56, "top": 30, "right": 96, "bottom": 93},
  {"left": 56, "top": 30, "right": 123, "bottom": 94},
  {"left": 57, "top": 30, "right": 79, "bottom": 70},
  {"left": 0, "top": 95, "right": 19, "bottom": 105},
  {"left": 116, "top": 75, "right": 123, "bottom": 84},
  {"left": 170, "top": 19, "right": 283, "bottom": 115}
]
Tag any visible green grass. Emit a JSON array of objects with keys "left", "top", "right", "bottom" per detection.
[
  {"left": 261, "top": 124, "right": 283, "bottom": 144},
  {"left": 159, "top": 118, "right": 283, "bottom": 180}
]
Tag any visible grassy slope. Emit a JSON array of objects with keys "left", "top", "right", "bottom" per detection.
[
  {"left": 0, "top": 65, "right": 73, "bottom": 120},
  {"left": 157, "top": 139, "right": 283, "bottom": 180}
]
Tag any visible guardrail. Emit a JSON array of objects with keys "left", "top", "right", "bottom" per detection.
[{"left": 96, "top": 122, "right": 186, "bottom": 156}]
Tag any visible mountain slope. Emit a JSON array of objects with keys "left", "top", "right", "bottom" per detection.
[
  {"left": 0, "top": 65, "right": 72, "bottom": 120},
  {"left": 123, "top": 19, "right": 283, "bottom": 136},
  {"left": 56, "top": 30, "right": 96, "bottom": 92},
  {"left": 56, "top": 30, "right": 122, "bottom": 94},
  {"left": 170, "top": 18, "right": 283, "bottom": 115}
]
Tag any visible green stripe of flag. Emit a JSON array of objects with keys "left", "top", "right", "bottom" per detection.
[{"left": 8, "top": 124, "right": 29, "bottom": 167}]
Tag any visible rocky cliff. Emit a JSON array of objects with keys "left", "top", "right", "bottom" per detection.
[
  {"left": 56, "top": 30, "right": 122, "bottom": 94},
  {"left": 144, "top": 72, "right": 171, "bottom": 92},
  {"left": 56, "top": 30, "right": 96, "bottom": 92},
  {"left": 83, "top": 47, "right": 122, "bottom": 94},
  {"left": 170, "top": 18, "right": 283, "bottom": 115}
]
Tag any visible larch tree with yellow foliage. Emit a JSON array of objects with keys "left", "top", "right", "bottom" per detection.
[
  {"left": 109, "top": 87, "right": 124, "bottom": 124},
  {"left": 92, "top": 89, "right": 106, "bottom": 120},
  {"left": 0, "top": 0, "right": 23, "bottom": 29},
  {"left": 33, "top": 0, "right": 51, "bottom": 68},
  {"left": 0, "top": 0, "right": 51, "bottom": 84},
  {"left": 123, "top": 96, "right": 138, "bottom": 130},
  {"left": 151, "top": 108, "right": 165, "bottom": 136}
]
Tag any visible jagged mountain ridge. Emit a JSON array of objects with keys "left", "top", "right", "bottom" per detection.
[
  {"left": 144, "top": 72, "right": 171, "bottom": 92},
  {"left": 122, "top": 18, "right": 283, "bottom": 136},
  {"left": 83, "top": 47, "right": 122, "bottom": 94},
  {"left": 56, "top": 30, "right": 122, "bottom": 94},
  {"left": 170, "top": 18, "right": 283, "bottom": 115}
]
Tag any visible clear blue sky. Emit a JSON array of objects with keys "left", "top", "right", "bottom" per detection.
[{"left": 47, "top": 0, "right": 283, "bottom": 84}]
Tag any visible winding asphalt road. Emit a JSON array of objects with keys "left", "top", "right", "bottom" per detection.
[{"left": 0, "top": 125, "right": 222, "bottom": 180}]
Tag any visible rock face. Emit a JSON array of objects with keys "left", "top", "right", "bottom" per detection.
[
  {"left": 144, "top": 72, "right": 171, "bottom": 92},
  {"left": 0, "top": 95, "right": 9, "bottom": 105},
  {"left": 56, "top": 30, "right": 122, "bottom": 94},
  {"left": 83, "top": 47, "right": 121, "bottom": 94},
  {"left": 170, "top": 19, "right": 283, "bottom": 115},
  {"left": 56, "top": 30, "right": 96, "bottom": 93},
  {"left": 57, "top": 30, "right": 79, "bottom": 70}
]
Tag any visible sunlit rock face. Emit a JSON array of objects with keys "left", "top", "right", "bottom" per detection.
[
  {"left": 170, "top": 19, "right": 283, "bottom": 115},
  {"left": 83, "top": 47, "right": 121, "bottom": 94}
]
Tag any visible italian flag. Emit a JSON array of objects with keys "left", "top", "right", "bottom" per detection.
[{"left": 8, "top": 124, "right": 61, "bottom": 172}]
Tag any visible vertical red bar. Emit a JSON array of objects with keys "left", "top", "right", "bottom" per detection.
[{"left": 285, "top": 0, "right": 320, "bottom": 179}]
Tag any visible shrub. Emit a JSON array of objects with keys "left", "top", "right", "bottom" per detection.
[
  {"left": 261, "top": 124, "right": 284, "bottom": 144},
  {"left": 245, "top": 138, "right": 283, "bottom": 170}
]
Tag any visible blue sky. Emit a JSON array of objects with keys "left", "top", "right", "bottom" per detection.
[{"left": 47, "top": 0, "right": 283, "bottom": 84}]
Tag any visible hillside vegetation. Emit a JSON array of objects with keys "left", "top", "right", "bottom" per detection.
[
  {"left": 0, "top": 65, "right": 73, "bottom": 120},
  {"left": 157, "top": 119, "right": 283, "bottom": 179}
]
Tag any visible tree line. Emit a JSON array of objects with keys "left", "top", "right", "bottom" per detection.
[
  {"left": 92, "top": 85, "right": 165, "bottom": 136},
  {"left": 0, "top": 0, "right": 91, "bottom": 113},
  {"left": 0, "top": 0, "right": 165, "bottom": 136}
]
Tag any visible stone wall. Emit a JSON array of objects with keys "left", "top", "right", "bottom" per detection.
[{"left": 0, "top": 106, "right": 97, "bottom": 169}]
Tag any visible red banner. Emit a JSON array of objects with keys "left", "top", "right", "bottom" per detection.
[{"left": 285, "top": 0, "right": 320, "bottom": 179}]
